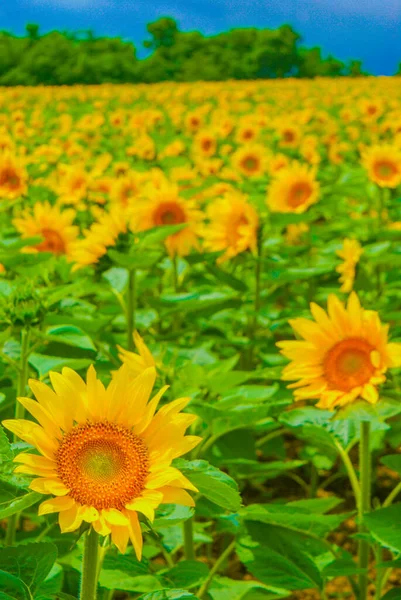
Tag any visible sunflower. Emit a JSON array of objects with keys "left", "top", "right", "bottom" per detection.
[
  {"left": 131, "top": 182, "right": 203, "bottom": 257},
  {"left": 3, "top": 362, "right": 201, "bottom": 557},
  {"left": 0, "top": 152, "right": 28, "bottom": 200},
  {"left": 109, "top": 172, "right": 145, "bottom": 209},
  {"left": 193, "top": 130, "right": 217, "bottom": 158},
  {"left": 202, "top": 191, "right": 259, "bottom": 263},
  {"left": 13, "top": 202, "right": 79, "bottom": 256},
  {"left": 118, "top": 331, "right": 156, "bottom": 377},
  {"left": 361, "top": 145, "right": 401, "bottom": 188},
  {"left": 266, "top": 162, "right": 319, "bottom": 214},
  {"left": 336, "top": 238, "right": 363, "bottom": 293},
  {"left": 277, "top": 123, "right": 302, "bottom": 148},
  {"left": 231, "top": 144, "right": 265, "bottom": 178},
  {"left": 277, "top": 293, "right": 401, "bottom": 409},
  {"left": 57, "top": 164, "right": 90, "bottom": 204},
  {"left": 69, "top": 207, "right": 128, "bottom": 270}
]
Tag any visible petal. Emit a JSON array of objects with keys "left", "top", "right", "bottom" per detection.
[
  {"left": 38, "top": 496, "right": 75, "bottom": 516},
  {"left": 127, "top": 511, "right": 143, "bottom": 561},
  {"left": 159, "top": 486, "right": 195, "bottom": 507}
]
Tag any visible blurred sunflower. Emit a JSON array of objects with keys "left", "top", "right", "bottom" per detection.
[
  {"left": 69, "top": 207, "right": 128, "bottom": 270},
  {"left": 361, "top": 144, "right": 401, "bottom": 188},
  {"left": 13, "top": 202, "right": 79, "bottom": 256},
  {"left": 231, "top": 144, "right": 265, "bottom": 178},
  {"left": 0, "top": 152, "right": 28, "bottom": 200},
  {"left": 130, "top": 182, "right": 203, "bottom": 257},
  {"left": 336, "top": 238, "right": 363, "bottom": 293},
  {"left": 3, "top": 362, "right": 201, "bottom": 557},
  {"left": 202, "top": 191, "right": 259, "bottom": 263},
  {"left": 277, "top": 293, "right": 401, "bottom": 409},
  {"left": 266, "top": 162, "right": 319, "bottom": 214},
  {"left": 118, "top": 331, "right": 156, "bottom": 377}
]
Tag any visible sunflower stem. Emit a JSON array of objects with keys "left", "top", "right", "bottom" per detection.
[
  {"left": 5, "top": 328, "right": 31, "bottom": 546},
  {"left": 80, "top": 528, "right": 101, "bottom": 600},
  {"left": 172, "top": 255, "right": 179, "bottom": 293},
  {"left": 183, "top": 517, "right": 195, "bottom": 560},
  {"left": 126, "top": 269, "right": 136, "bottom": 352},
  {"left": 197, "top": 539, "right": 235, "bottom": 599},
  {"left": 358, "top": 420, "right": 371, "bottom": 600}
]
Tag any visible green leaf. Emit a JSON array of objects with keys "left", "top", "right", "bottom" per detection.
[
  {"left": 139, "top": 223, "right": 188, "bottom": 247},
  {"left": 99, "top": 571, "right": 161, "bottom": 593},
  {"left": 28, "top": 354, "right": 92, "bottom": 378},
  {"left": 174, "top": 459, "right": 242, "bottom": 512},
  {"left": 381, "top": 591, "right": 401, "bottom": 600},
  {"left": 137, "top": 591, "right": 197, "bottom": 600},
  {"left": 205, "top": 264, "right": 248, "bottom": 292},
  {"left": 363, "top": 503, "right": 401, "bottom": 552},
  {"left": 0, "top": 571, "right": 30, "bottom": 600},
  {"left": 102, "top": 267, "right": 128, "bottom": 293},
  {"left": 322, "top": 558, "right": 367, "bottom": 577},
  {"left": 380, "top": 454, "right": 401, "bottom": 477},
  {"left": 0, "top": 542, "right": 57, "bottom": 597},
  {"left": 241, "top": 503, "right": 352, "bottom": 538},
  {"left": 43, "top": 325, "right": 96, "bottom": 351},
  {"left": 164, "top": 560, "right": 209, "bottom": 589},
  {"left": 209, "top": 576, "right": 288, "bottom": 600},
  {"left": 0, "top": 491, "right": 41, "bottom": 519},
  {"left": 0, "top": 424, "right": 12, "bottom": 463}
]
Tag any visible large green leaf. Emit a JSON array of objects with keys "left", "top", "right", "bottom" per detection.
[
  {"left": 164, "top": 560, "right": 209, "bottom": 590},
  {"left": 363, "top": 503, "right": 401, "bottom": 553},
  {"left": 174, "top": 459, "right": 242, "bottom": 512},
  {"left": 137, "top": 591, "right": 197, "bottom": 600},
  {"left": 0, "top": 490, "right": 41, "bottom": 519},
  {"left": 0, "top": 543, "right": 57, "bottom": 597}
]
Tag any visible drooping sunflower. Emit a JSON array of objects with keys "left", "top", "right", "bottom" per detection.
[
  {"left": 361, "top": 144, "right": 401, "bottom": 188},
  {"left": 118, "top": 331, "right": 156, "bottom": 378},
  {"left": 3, "top": 363, "right": 201, "bottom": 558},
  {"left": 202, "top": 191, "right": 259, "bottom": 263},
  {"left": 277, "top": 293, "right": 401, "bottom": 409},
  {"left": 0, "top": 152, "right": 28, "bottom": 200},
  {"left": 336, "top": 238, "right": 363, "bottom": 293},
  {"left": 266, "top": 162, "right": 319, "bottom": 214},
  {"left": 69, "top": 207, "right": 128, "bottom": 270},
  {"left": 231, "top": 144, "right": 265, "bottom": 178},
  {"left": 13, "top": 202, "right": 79, "bottom": 257},
  {"left": 130, "top": 182, "right": 203, "bottom": 257}
]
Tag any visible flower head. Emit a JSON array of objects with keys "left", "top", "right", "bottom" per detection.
[
  {"left": 266, "top": 162, "right": 319, "bottom": 214},
  {"left": 277, "top": 293, "right": 401, "bottom": 409},
  {"left": 3, "top": 363, "right": 201, "bottom": 558},
  {"left": 336, "top": 238, "right": 363, "bottom": 293},
  {"left": 361, "top": 144, "right": 401, "bottom": 188},
  {"left": 202, "top": 191, "right": 259, "bottom": 263}
]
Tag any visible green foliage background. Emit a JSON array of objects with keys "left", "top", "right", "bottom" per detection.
[{"left": 0, "top": 18, "right": 370, "bottom": 86}]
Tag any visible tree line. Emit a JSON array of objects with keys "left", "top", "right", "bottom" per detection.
[{"left": 0, "top": 18, "right": 372, "bottom": 86}]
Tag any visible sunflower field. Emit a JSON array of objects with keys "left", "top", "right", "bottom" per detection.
[{"left": 1, "top": 77, "right": 401, "bottom": 600}]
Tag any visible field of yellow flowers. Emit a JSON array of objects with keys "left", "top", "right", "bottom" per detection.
[{"left": 1, "top": 77, "right": 401, "bottom": 600}]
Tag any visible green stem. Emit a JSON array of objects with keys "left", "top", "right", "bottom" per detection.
[
  {"left": 374, "top": 545, "right": 384, "bottom": 600},
  {"left": 309, "top": 463, "right": 318, "bottom": 499},
  {"left": 80, "top": 528, "right": 101, "bottom": 600},
  {"left": 5, "top": 328, "right": 31, "bottom": 546},
  {"left": 197, "top": 540, "right": 235, "bottom": 599},
  {"left": 383, "top": 479, "right": 401, "bottom": 508},
  {"left": 334, "top": 439, "right": 361, "bottom": 506},
  {"left": 172, "top": 255, "right": 179, "bottom": 293},
  {"left": 126, "top": 269, "right": 136, "bottom": 352},
  {"left": 183, "top": 518, "right": 195, "bottom": 561},
  {"left": 255, "top": 427, "right": 289, "bottom": 448},
  {"left": 358, "top": 421, "right": 371, "bottom": 600}
]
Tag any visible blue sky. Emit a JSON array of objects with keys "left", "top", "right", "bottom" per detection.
[{"left": 1, "top": 0, "right": 400, "bottom": 75}]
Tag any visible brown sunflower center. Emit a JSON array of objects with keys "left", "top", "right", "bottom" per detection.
[
  {"left": 283, "top": 130, "right": 295, "bottom": 142},
  {"left": 154, "top": 202, "right": 186, "bottom": 226},
  {"left": 0, "top": 168, "right": 21, "bottom": 190},
  {"left": 241, "top": 156, "right": 259, "bottom": 173},
  {"left": 374, "top": 160, "right": 398, "bottom": 181},
  {"left": 287, "top": 182, "right": 313, "bottom": 208},
  {"left": 323, "top": 337, "right": 375, "bottom": 392},
  {"left": 56, "top": 421, "right": 149, "bottom": 510},
  {"left": 202, "top": 139, "right": 213, "bottom": 151},
  {"left": 36, "top": 229, "right": 66, "bottom": 255}
]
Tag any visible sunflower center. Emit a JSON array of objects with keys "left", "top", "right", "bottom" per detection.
[
  {"left": 323, "top": 337, "right": 375, "bottom": 392},
  {"left": 0, "top": 168, "right": 20, "bottom": 189},
  {"left": 56, "top": 421, "right": 149, "bottom": 510},
  {"left": 241, "top": 156, "right": 259, "bottom": 172},
  {"left": 154, "top": 202, "right": 186, "bottom": 226},
  {"left": 202, "top": 139, "right": 212, "bottom": 151},
  {"left": 374, "top": 161, "right": 397, "bottom": 181},
  {"left": 283, "top": 130, "right": 295, "bottom": 142},
  {"left": 288, "top": 182, "right": 312, "bottom": 207},
  {"left": 36, "top": 229, "right": 66, "bottom": 255}
]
